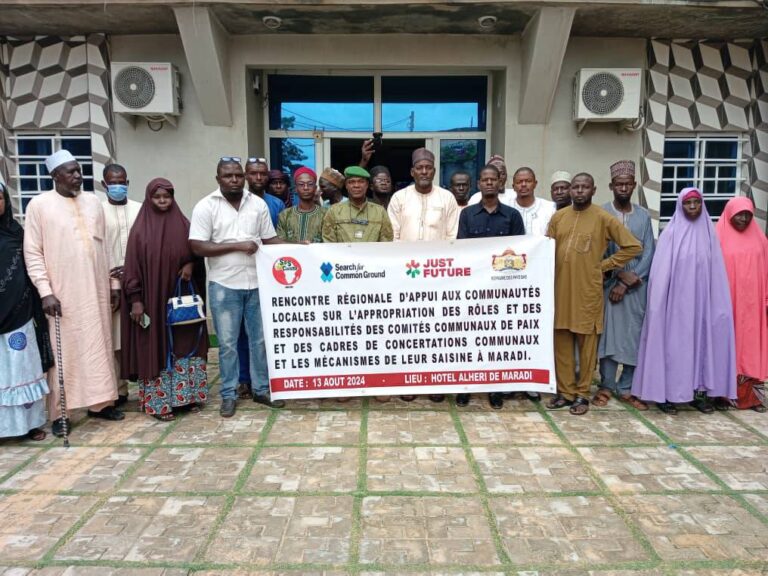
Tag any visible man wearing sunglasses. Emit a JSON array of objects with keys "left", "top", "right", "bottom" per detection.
[{"left": 189, "top": 156, "right": 286, "bottom": 417}]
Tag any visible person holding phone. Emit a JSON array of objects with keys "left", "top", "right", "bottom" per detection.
[{"left": 122, "top": 178, "right": 209, "bottom": 421}]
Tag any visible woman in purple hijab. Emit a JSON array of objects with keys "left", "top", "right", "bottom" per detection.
[{"left": 631, "top": 188, "right": 736, "bottom": 414}]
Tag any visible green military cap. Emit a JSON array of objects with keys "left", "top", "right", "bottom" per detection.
[{"left": 344, "top": 166, "right": 370, "bottom": 179}]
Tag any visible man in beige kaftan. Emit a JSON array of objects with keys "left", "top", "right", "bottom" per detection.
[
  {"left": 387, "top": 148, "right": 459, "bottom": 242},
  {"left": 24, "top": 150, "right": 123, "bottom": 435},
  {"left": 545, "top": 172, "right": 641, "bottom": 416},
  {"left": 387, "top": 148, "right": 458, "bottom": 403},
  {"left": 101, "top": 163, "right": 141, "bottom": 403}
]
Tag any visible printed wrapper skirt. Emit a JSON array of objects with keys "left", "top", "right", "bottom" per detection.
[
  {"left": 734, "top": 375, "right": 765, "bottom": 410},
  {"left": 138, "top": 356, "right": 208, "bottom": 416}
]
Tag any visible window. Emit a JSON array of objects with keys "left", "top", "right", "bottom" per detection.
[
  {"left": 263, "top": 72, "right": 491, "bottom": 189},
  {"left": 269, "top": 137, "right": 316, "bottom": 176},
  {"left": 439, "top": 139, "right": 486, "bottom": 190},
  {"left": 12, "top": 132, "right": 93, "bottom": 220},
  {"left": 268, "top": 75, "right": 374, "bottom": 132},
  {"left": 382, "top": 76, "right": 487, "bottom": 132},
  {"left": 661, "top": 135, "right": 744, "bottom": 222}
]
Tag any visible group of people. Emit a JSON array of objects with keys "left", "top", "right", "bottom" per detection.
[
  {"left": 1, "top": 150, "right": 211, "bottom": 440},
  {"left": 0, "top": 143, "right": 766, "bottom": 441}
]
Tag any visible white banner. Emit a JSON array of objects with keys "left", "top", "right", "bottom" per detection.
[{"left": 256, "top": 236, "right": 555, "bottom": 400}]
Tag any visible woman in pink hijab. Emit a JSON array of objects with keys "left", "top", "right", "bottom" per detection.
[{"left": 715, "top": 196, "right": 768, "bottom": 411}]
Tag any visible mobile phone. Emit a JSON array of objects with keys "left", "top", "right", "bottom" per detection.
[
  {"left": 139, "top": 313, "right": 151, "bottom": 329},
  {"left": 372, "top": 132, "right": 383, "bottom": 150}
]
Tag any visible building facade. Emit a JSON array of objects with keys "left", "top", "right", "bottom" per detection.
[{"left": 1, "top": 0, "right": 766, "bottom": 231}]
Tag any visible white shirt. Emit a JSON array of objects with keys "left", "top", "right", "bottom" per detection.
[
  {"left": 102, "top": 198, "right": 142, "bottom": 291},
  {"left": 468, "top": 187, "right": 515, "bottom": 207},
  {"left": 388, "top": 184, "right": 459, "bottom": 241},
  {"left": 189, "top": 188, "right": 276, "bottom": 290},
  {"left": 510, "top": 196, "right": 556, "bottom": 236}
]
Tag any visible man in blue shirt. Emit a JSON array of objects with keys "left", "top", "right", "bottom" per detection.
[
  {"left": 456, "top": 164, "right": 525, "bottom": 409},
  {"left": 246, "top": 158, "right": 284, "bottom": 227}
]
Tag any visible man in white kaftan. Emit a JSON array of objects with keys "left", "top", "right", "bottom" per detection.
[{"left": 24, "top": 150, "right": 123, "bottom": 435}]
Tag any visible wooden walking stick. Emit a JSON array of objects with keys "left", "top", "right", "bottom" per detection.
[{"left": 53, "top": 312, "right": 70, "bottom": 448}]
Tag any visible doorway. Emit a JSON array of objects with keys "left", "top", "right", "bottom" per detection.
[
  {"left": 329, "top": 137, "right": 426, "bottom": 191},
  {"left": 262, "top": 72, "right": 492, "bottom": 190}
]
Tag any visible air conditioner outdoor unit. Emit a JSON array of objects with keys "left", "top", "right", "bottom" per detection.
[
  {"left": 573, "top": 68, "right": 642, "bottom": 123},
  {"left": 111, "top": 62, "right": 180, "bottom": 118}
]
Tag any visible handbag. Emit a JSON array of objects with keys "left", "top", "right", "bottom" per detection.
[{"left": 166, "top": 278, "right": 205, "bottom": 326}]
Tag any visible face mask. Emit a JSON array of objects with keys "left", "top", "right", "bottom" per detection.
[{"left": 106, "top": 184, "right": 128, "bottom": 201}]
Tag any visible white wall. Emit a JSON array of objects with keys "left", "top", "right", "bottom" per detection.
[
  {"left": 111, "top": 35, "right": 248, "bottom": 216},
  {"left": 111, "top": 33, "right": 646, "bottom": 213},
  {"left": 507, "top": 37, "right": 646, "bottom": 204}
]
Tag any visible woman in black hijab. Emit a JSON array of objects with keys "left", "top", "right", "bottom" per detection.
[{"left": 0, "top": 182, "right": 52, "bottom": 441}]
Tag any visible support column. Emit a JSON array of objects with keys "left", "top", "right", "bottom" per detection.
[
  {"left": 174, "top": 6, "right": 232, "bottom": 127},
  {"left": 518, "top": 7, "right": 575, "bottom": 125}
]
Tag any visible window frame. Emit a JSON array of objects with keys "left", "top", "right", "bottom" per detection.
[
  {"left": 9, "top": 131, "right": 94, "bottom": 221},
  {"left": 660, "top": 133, "right": 746, "bottom": 223},
  {"left": 262, "top": 70, "right": 492, "bottom": 176}
]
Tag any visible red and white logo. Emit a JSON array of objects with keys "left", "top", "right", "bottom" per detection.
[{"left": 272, "top": 257, "right": 302, "bottom": 286}]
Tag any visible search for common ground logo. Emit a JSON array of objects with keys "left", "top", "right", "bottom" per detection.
[
  {"left": 320, "top": 262, "right": 333, "bottom": 282},
  {"left": 272, "top": 257, "right": 302, "bottom": 286}
]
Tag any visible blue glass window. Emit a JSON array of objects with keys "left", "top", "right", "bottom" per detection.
[
  {"left": 268, "top": 75, "right": 374, "bottom": 132},
  {"left": 382, "top": 76, "right": 487, "bottom": 132}
]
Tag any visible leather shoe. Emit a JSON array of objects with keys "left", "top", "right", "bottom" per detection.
[
  {"left": 87, "top": 406, "right": 125, "bottom": 421},
  {"left": 525, "top": 392, "right": 541, "bottom": 402},
  {"left": 220, "top": 398, "right": 237, "bottom": 418},
  {"left": 400, "top": 395, "right": 416, "bottom": 402},
  {"left": 489, "top": 393, "right": 504, "bottom": 409},
  {"left": 253, "top": 394, "right": 285, "bottom": 409},
  {"left": 429, "top": 394, "right": 445, "bottom": 403},
  {"left": 455, "top": 394, "right": 470, "bottom": 407},
  {"left": 51, "top": 418, "right": 71, "bottom": 438}
]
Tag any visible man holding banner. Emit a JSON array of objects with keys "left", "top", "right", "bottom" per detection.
[
  {"left": 546, "top": 173, "right": 642, "bottom": 416},
  {"left": 388, "top": 147, "right": 459, "bottom": 402},
  {"left": 455, "top": 163, "right": 525, "bottom": 409},
  {"left": 189, "top": 157, "right": 286, "bottom": 418},
  {"left": 322, "top": 166, "right": 393, "bottom": 403},
  {"left": 322, "top": 166, "right": 393, "bottom": 244}
]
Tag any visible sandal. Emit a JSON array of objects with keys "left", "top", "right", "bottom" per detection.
[
  {"left": 591, "top": 389, "right": 612, "bottom": 407},
  {"left": 27, "top": 428, "right": 47, "bottom": 441},
  {"left": 713, "top": 398, "right": 731, "bottom": 411},
  {"left": 546, "top": 394, "right": 573, "bottom": 410},
  {"left": 657, "top": 401, "right": 677, "bottom": 415},
  {"left": 152, "top": 413, "right": 175, "bottom": 422},
  {"left": 569, "top": 396, "right": 590, "bottom": 415},
  {"left": 619, "top": 394, "right": 649, "bottom": 411},
  {"left": 189, "top": 404, "right": 202, "bottom": 413},
  {"left": 752, "top": 405, "right": 767, "bottom": 413}
]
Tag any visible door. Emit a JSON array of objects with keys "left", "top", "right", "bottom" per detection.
[{"left": 325, "top": 137, "right": 429, "bottom": 191}]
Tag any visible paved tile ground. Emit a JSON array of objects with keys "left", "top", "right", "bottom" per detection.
[{"left": 1, "top": 352, "right": 768, "bottom": 575}]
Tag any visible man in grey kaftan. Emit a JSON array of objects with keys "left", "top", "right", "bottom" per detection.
[{"left": 595, "top": 160, "right": 655, "bottom": 409}]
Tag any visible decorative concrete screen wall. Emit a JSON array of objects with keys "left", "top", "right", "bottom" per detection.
[
  {"left": 641, "top": 39, "right": 768, "bottom": 232},
  {"left": 0, "top": 35, "right": 115, "bottom": 211}
]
